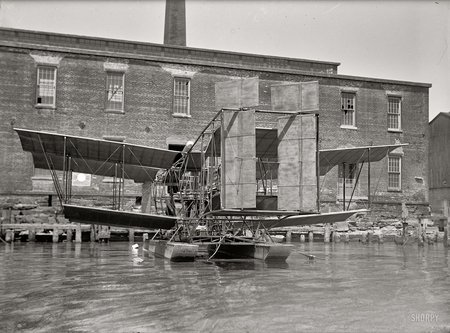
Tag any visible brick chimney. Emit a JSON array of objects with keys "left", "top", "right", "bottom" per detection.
[{"left": 164, "top": 0, "right": 186, "bottom": 47}]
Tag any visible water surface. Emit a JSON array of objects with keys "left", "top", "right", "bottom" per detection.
[{"left": 1, "top": 241, "right": 449, "bottom": 332}]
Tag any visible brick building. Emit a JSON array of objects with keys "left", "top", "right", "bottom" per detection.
[
  {"left": 0, "top": 25, "right": 430, "bottom": 219},
  {"left": 429, "top": 112, "right": 450, "bottom": 213}
]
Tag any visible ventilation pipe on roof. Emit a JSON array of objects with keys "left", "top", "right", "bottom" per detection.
[{"left": 164, "top": 0, "right": 186, "bottom": 47}]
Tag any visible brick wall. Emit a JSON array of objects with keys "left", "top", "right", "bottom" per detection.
[{"left": 0, "top": 42, "right": 430, "bottom": 220}]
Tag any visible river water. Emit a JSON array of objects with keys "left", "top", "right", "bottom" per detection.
[{"left": 0, "top": 241, "right": 449, "bottom": 333}]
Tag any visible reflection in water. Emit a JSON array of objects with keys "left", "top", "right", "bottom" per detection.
[
  {"left": 206, "top": 259, "right": 289, "bottom": 271},
  {"left": 0, "top": 241, "right": 449, "bottom": 332}
]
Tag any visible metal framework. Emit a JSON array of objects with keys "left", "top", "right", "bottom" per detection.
[{"left": 14, "top": 110, "right": 406, "bottom": 248}]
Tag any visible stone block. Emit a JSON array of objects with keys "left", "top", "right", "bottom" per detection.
[{"left": 334, "top": 221, "right": 349, "bottom": 232}]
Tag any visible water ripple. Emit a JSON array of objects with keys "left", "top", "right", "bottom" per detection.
[{"left": 0, "top": 242, "right": 449, "bottom": 332}]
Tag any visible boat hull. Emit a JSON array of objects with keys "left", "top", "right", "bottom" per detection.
[
  {"left": 207, "top": 242, "right": 293, "bottom": 261},
  {"left": 148, "top": 240, "right": 198, "bottom": 262}
]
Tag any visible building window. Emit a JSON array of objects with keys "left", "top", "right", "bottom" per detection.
[
  {"left": 106, "top": 72, "right": 125, "bottom": 112},
  {"left": 36, "top": 66, "right": 56, "bottom": 107},
  {"left": 173, "top": 78, "right": 190, "bottom": 116},
  {"left": 341, "top": 92, "right": 356, "bottom": 127},
  {"left": 338, "top": 163, "right": 358, "bottom": 198},
  {"left": 388, "top": 96, "right": 401, "bottom": 130},
  {"left": 388, "top": 156, "right": 401, "bottom": 190}
]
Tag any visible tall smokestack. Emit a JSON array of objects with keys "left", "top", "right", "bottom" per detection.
[{"left": 164, "top": 0, "right": 186, "bottom": 47}]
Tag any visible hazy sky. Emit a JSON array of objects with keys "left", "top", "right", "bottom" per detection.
[{"left": 0, "top": 0, "right": 448, "bottom": 121}]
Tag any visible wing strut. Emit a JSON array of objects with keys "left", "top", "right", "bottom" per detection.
[{"left": 37, "top": 134, "right": 65, "bottom": 208}]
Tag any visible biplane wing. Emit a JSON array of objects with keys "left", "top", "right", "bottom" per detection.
[
  {"left": 31, "top": 151, "right": 160, "bottom": 183},
  {"left": 63, "top": 204, "right": 177, "bottom": 230},
  {"left": 319, "top": 143, "right": 408, "bottom": 176},
  {"left": 14, "top": 128, "right": 202, "bottom": 180},
  {"left": 258, "top": 209, "right": 367, "bottom": 229}
]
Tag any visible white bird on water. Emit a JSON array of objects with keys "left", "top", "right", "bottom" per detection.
[{"left": 131, "top": 244, "right": 143, "bottom": 263}]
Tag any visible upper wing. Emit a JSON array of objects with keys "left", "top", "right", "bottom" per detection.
[
  {"left": 31, "top": 152, "right": 160, "bottom": 183},
  {"left": 319, "top": 144, "right": 408, "bottom": 176},
  {"left": 15, "top": 128, "right": 180, "bottom": 170}
]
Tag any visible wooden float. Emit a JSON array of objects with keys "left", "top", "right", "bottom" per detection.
[
  {"left": 148, "top": 239, "right": 198, "bottom": 262},
  {"left": 206, "top": 242, "right": 293, "bottom": 261}
]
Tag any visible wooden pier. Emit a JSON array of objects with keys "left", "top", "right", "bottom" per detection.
[{"left": 0, "top": 223, "right": 144, "bottom": 243}]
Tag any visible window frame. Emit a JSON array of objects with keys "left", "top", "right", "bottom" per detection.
[
  {"left": 337, "top": 163, "right": 359, "bottom": 198},
  {"left": 105, "top": 71, "right": 125, "bottom": 113},
  {"left": 387, "top": 96, "right": 402, "bottom": 131},
  {"left": 340, "top": 92, "right": 356, "bottom": 129},
  {"left": 172, "top": 77, "right": 191, "bottom": 117},
  {"left": 388, "top": 155, "right": 402, "bottom": 191},
  {"left": 36, "top": 66, "right": 57, "bottom": 108}
]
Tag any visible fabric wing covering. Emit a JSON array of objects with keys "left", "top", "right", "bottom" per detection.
[
  {"left": 319, "top": 144, "right": 408, "bottom": 176},
  {"left": 258, "top": 209, "right": 367, "bottom": 229},
  {"left": 31, "top": 152, "right": 160, "bottom": 183},
  {"left": 63, "top": 204, "right": 177, "bottom": 230},
  {"left": 14, "top": 128, "right": 201, "bottom": 182}
]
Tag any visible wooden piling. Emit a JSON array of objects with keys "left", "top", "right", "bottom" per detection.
[
  {"left": 29, "top": 228, "right": 36, "bottom": 242},
  {"left": 66, "top": 229, "right": 73, "bottom": 242},
  {"left": 422, "top": 217, "right": 428, "bottom": 241},
  {"left": 402, "top": 221, "right": 409, "bottom": 244},
  {"left": 308, "top": 231, "right": 313, "bottom": 242},
  {"left": 444, "top": 201, "right": 449, "bottom": 248},
  {"left": 378, "top": 232, "right": 384, "bottom": 244},
  {"left": 368, "top": 230, "right": 373, "bottom": 243},
  {"left": 344, "top": 233, "right": 349, "bottom": 243},
  {"left": 361, "top": 231, "right": 367, "bottom": 243},
  {"left": 417, "top": 218, "right": 424, "bottom": 247},
  {"left": 401, "top": 202, "right": 408, "bottom": 244},
  {"left": 52, "top": 227, "right": 59, "bottom": 243},
  {"left": 129, "top": 228, "right": 135, "bottom": 242},
  {"left": 5, "top": 229, "right": 13, "bottom": 242},
  {"left": 334, "top": 232, "right": 341, "bottom": 243},
  {"left": 445, "top": 223, "right": 449, "bottom": 248},
  {"left": 286, "top": 231, "right": 292, "bottom": 243},
  {"left": 75, "top": 223, "right": 82, "bottom": 243},
  {"left": 90, "top": 225, "right": 96, "bottom": 242},
  {"left": 324, "top": 224, "right": 330, "bottom": 243}
]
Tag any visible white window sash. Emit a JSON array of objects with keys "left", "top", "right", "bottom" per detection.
[
  {"left": 341, "top": 93, "right": 355, "bottom": 126},
  {"left": 173, "top": 78, "right": 190, "bottom": 115},
  {"left": 36, "top": 67, "right": 56, "bottom": 106},
  {"left": 106, "top": 72, "right": 125, "bottom": 111},
  {"left": 388, "top": 97, "right": 401, "bottom": 130},
  {"left": 388, "top": 156, "right": 401, "bottom": 189}
]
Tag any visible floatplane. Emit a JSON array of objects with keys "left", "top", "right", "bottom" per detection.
[{"left": 14, "top": 79, "right": 407, "bottom": 262}]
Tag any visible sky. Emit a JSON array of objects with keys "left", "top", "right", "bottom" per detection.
[{"left": 0, "top": 0, "right": 448, "bottom": 121}]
